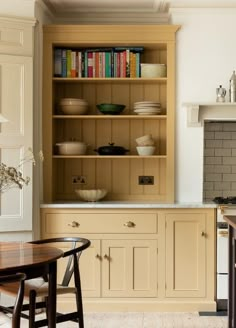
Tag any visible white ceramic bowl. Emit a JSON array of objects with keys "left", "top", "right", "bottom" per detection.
[
  {"left": 136, "top": 146, "right": 156, "bottom": 156},
  {"left": 136, "top": 135, "right": 155, "bottom": 146},
  {"left": 56, "top": 141, "right": 87, "bottom": 155},
  {"left": 59, "top": 98, "right": 88, "bottom": 115},
  {"left": 141, "top": 64, "right": 167, "bottom": 78},
  {"left": 75, "top": 189, "right": 107, "bottom": 202}
]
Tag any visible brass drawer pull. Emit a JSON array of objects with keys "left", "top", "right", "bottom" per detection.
[
  {"left": 68, "top": 221, "right": 80, "bottom": 228},
  {"left": 124, "top": 221, "right": 135, "bottom": 228},
  {"left": 218, "top": 230, "right": 229, "bottom": 237}
]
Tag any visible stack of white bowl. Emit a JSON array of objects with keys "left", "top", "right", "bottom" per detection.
[
  {"left": 135, "top": 134, "right": 156, "bottom": 156},
  {"left": 59, "top": 98, "right": 88, "bottom": 115},
  {"left": 133, "top": 101, "right": 161, "bottom": 115}
]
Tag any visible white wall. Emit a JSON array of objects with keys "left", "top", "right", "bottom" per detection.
[
  {"left": 1, "top": 2, "right": 235, "bottom": 204},
  {"left": 0, "top": 0, "right": 35, "bottom": 17},
  {"left": 171, "top": 8, "right": 236, "bottom": 202}
]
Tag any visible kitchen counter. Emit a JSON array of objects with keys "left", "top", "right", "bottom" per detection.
[{"left": 40, "top": 201, "right": 217, "bottom": 209}]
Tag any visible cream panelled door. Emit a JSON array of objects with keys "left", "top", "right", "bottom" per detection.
[
  {"left": 80, "top": 239, "right": 101, "bottom": 298},
  {"left": 0, "top": 54, "right": 33, "bottom": 231},
  {"left": 165, "top": 213, "right": 206, "bottom": 297},
  {"left": 102, "top": 239, "right": 157, "bottom": 297}
]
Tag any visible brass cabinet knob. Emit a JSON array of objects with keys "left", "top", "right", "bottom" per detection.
[
  {"left": 95, "top": 254, "right": 101, "bottom": 260},
  {"left": 104, "top": 254, "right": 109, "bottom": 260},
  {"left": 201, "top": 231, "right": 205, "bottom": 237},
  {"left": 123, "top": 221, "right": 135, "bottom": 228},
  {"left": 68, "top": 221, "right": 80, "bottom": 228},
  {"left": 220, "top": 205, "right": 228, "bottom": 214}
]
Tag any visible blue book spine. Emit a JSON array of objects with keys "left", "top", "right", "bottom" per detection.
[
  {"left": 61, "top": 49, "right": 67, "bottom": 77},
  {"left": 54, "top": 48, "right": 62, "bottom": 77},
  {"left": 136, "top": 53, "right": 140, "bottom": 77}
]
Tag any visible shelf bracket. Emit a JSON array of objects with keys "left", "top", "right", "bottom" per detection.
[{"left": 185, "top": 104, "right": 200, "bottom": 127}]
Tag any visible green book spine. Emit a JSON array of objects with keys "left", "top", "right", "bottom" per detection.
[{"left": 66, "top": 50, "right": 71, "bottom": 77}]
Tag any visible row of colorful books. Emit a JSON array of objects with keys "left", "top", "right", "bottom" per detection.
[{"left": 54, "top": 47, "right": 144, "bottom": 78}]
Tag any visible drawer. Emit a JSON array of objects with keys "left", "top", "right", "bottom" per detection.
[{"left": 44, "top": 213, "right": 157, "bottom": 234}]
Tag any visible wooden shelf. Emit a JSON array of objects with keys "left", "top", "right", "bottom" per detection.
[
  {"left": 53, "top": 77, "right": 167, "bottom": 84},
  {"left": 53, "top": 155, "right": 166, "bottom": 159},
  {"left": 53, "top": 115, "right": 167, "bottom": 119}
]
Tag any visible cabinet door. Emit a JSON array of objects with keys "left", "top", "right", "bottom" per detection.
[
  {"left": 0, "top": 54, "right": 33, "bottom": 231},
  {"left": 56, "top": 239, "right": 101, "bottom": 299},
  {"left": 102, "top": 239, "right": 157, "bottom": 297},
  {"left": 165, "top": 213, "right": 206, "bottom": 297},
  {"left": 80, "top": 239, "right": 101, "bottom": 297}
]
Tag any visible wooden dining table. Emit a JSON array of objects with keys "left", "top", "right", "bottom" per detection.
[{"left": 0, "top": 241, "right": 63, "bottom": 328}]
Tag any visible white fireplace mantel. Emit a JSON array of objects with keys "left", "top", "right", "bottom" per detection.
[{"left": 183, "top": 102, "right": 236, "bottom": 127}]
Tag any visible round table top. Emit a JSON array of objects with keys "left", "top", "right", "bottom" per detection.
[{"left": 0, "top": 242, "right": 63, "bottom": 272}]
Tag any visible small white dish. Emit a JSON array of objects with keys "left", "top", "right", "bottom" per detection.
[{"left": 136, "top": 146, "right": 156, "bottom": 156}]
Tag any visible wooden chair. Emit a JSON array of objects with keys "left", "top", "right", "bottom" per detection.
[
  {"left": 0, "top": 237, "right": 90, "bottom": 328},
  {"left": 0, "top": 272, "right": 26, "bottom": 328}
]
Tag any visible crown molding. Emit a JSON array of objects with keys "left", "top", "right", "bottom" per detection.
[
  {"left": 53, "top": 12, "right": 170, "bottom": 24},
  {"left": 0, "top": 15, "right": 36, "bottom": 26},
  {"left": 170, "top": 7, "right": 236, "bottom": 14}
]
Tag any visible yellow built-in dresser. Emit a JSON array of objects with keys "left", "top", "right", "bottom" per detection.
[
  {"left": 42, "top": 24, "right": 216, "bottom": 312},
  {"left": 41, "top": 206, "right": 216, "bottom": 312},
  {"left": 42, "top": 24, "right": 180, "bottom": 203}
]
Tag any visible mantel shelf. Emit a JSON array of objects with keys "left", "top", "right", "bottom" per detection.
[{"left": 183, "top": 102, "right": 236, "bottom": 127}]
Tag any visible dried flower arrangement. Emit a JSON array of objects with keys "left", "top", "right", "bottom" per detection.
[{"left": 0, "top": 148, "right": 44, "bottom": 192}]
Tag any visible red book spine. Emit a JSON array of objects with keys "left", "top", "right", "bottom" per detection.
[{"left": 87, "top": 52, "right": 93, "bottom": 77}]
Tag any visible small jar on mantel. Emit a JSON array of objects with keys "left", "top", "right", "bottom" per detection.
[{"left": 229, "top": 70, "right": 236, "bottom": 102}]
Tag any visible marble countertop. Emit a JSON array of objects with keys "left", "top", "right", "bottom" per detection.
[{"left": 40, "top": 201, "right": 217, "bottom": 209}]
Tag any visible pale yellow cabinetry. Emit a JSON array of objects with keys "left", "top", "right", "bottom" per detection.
[
  {"left": 42, "top": 25, "right": 180, "bottom": 204},
  {"left": 101, "top": 239, "right": 157, "bottom": 298},
  {"left": 163, "top": 209, "right": 215, "bottom": 304},
  {"left": 41, "top": 207, "right": 216, "bottom": 312}
]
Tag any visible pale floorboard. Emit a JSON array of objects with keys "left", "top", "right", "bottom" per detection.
[{"left": 0, "top": 311, "right": 228, "bottom": 328}]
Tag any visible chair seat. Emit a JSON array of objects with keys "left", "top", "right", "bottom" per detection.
[
  {"left": 0, "top": 237, "right": 91, "bottom": 328},
  {"left": 0, "top": 278, "right": 76, "bottom": 298}
]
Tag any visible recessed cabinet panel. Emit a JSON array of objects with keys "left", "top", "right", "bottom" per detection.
[
  {"left": 80, "top": 240, "right": 101, "bottom": 297},
  {"left": 102, "top": 239, "right": 157, "bottom": 297},
  {"left": 54, "top": 157, "right": 166, "bottom": 200},
  {"left": 165, "top": 213, "right": 206, "bottom": 297}
]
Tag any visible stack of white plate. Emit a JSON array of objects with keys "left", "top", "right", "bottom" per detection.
[{"left": 133, "top": 101, "right": 161, "bottom": 115}]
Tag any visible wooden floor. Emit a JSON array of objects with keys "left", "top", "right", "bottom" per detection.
[{"left": 0, "top": 311, "right": 228, "bottom": 328}]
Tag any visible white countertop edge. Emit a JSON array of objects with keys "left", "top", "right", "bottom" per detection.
[{"left": 40, "top": 202, "right": 217, "bottom": 209}]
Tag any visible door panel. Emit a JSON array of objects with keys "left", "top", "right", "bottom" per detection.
[
  {"left": 165, "top": 213, "right": 206, "bottom": 297},
  {"left": 102, "top": 239, "right": 157, "bottom": 297}
]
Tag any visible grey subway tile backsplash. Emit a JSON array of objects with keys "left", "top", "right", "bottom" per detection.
[{"left": 204, "top": 121, "right": 236, "bottom": 201}]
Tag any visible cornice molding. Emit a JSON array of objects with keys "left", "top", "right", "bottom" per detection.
[
  {"left": 170, "top": 7, "right": 236, "bottom": 14},
  {"left": 53, "top": 12, "right": 170, "bottom": 24},
  {"left": 0, "top": 15, "right": 36, "bottom": 26},
  {"left": 35, "top": 0, "right": 55, "bottom": 21}
]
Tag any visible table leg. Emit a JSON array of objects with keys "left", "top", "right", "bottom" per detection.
[{"left": 48, "top": 261, "right": 57, "bottom": 328}]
